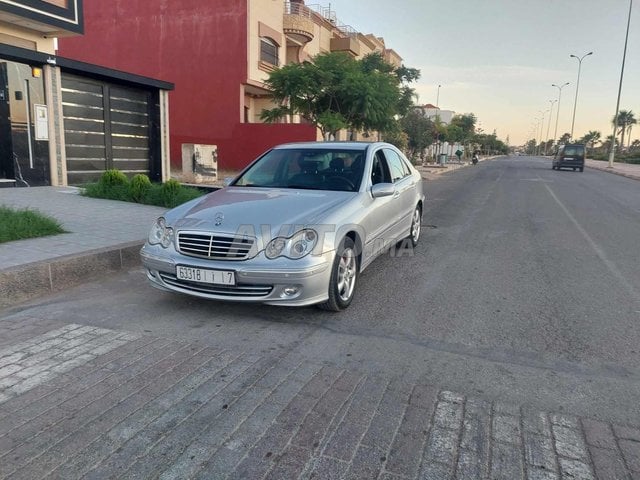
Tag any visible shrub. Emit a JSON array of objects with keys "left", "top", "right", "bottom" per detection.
[
  {"left": 83, "top": 174, "right": 203, "bottom": 208},
  {"left": 158, "top": 179, "right": 181, "bottom": 207},
  {"left": 129, "top": 174, "right": 152, "bottom": 203},
  {"left": 99, "top": 169, "right": 129, "bottom": 187}
]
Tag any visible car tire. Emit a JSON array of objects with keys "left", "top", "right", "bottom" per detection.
[
  {"left": 318, "top": 237, "right": 358, "bottom": 312},
  {"left": 408, "top": 205, "right": 422, "bottom": 248}
]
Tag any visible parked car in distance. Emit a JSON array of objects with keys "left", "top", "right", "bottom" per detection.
[
  {"left": 552, "top": 143, "right": 585, "bottom": 172},
  {"left": 141, "top": 142, "right": 425, "bottom": 311}
]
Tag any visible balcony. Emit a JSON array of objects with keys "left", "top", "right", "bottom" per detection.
[
  {"left": 330, "top": 36, "right": 360, "bottom": 57},
  {"left": 283, "top": 1, "right": 314, "bottom": 45}
]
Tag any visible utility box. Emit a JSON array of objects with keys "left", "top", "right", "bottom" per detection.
[{"left": 181, "top": 144, "right": 218, "bottom": 183}]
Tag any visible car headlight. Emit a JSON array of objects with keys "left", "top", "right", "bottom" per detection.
[
  {"left": 265, "top": 229, "right": 318, "bottom": 259},
  {"left": 148, "top": 217, "right": 174, "bottom": 248}
]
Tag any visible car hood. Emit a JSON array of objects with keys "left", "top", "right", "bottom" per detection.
[{"left": 166, "top": 187, "right": 353, "bottom": 237}]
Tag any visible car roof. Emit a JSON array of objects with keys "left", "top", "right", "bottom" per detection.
[{"left": 273, "top": 141, "right": 388, "bottom": 151}]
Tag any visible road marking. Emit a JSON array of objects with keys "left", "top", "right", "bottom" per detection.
[{"left": 544, "top": 183, "right": 640, "bottom": 303}]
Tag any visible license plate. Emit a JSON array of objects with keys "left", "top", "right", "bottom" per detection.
[{"left": 176, "top": 266, "right": 235, "bottom": 285}]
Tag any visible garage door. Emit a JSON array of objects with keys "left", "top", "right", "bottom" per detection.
[{"left": 61, "top": 74, "right": 154, "bottom": 185}]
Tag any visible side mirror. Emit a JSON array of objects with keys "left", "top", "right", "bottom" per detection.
[{"left": 371, "top": 183, "right": 395, "bottom": 198}]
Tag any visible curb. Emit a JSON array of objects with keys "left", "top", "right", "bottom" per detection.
[
  {"left": 0, "top": 240, "right": 144, "bottom": 310},
  {"left": 586, "top": 163, "right": 640, "bottom": 181}
]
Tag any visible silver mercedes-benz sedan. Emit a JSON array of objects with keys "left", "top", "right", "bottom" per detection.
[{"left": 141, "top": 141, "right": 425, "bottom": 311}]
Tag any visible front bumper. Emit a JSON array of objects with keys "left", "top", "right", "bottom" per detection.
[{"left": 140, "top": 243, "right": 333, "bottom": 306}]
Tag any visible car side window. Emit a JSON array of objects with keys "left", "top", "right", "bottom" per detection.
[
  {"left": 383, "top": 148, "right": 409, "bottom": 183},
  {"left": 371, "top": 150, "right": 392, "bottom": 185}
]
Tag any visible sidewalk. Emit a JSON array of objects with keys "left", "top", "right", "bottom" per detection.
[
  {"left": 417, "top": 157, "right": 488, "bottom": 180},
  {"left": 0, "top": 187, "right": 165, "bottom": 308},
  {"left": 586, "top": 158, "right": 640, "bottom": 180}
]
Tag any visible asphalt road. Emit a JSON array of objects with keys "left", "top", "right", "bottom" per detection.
[{"left": 5, "top": 155, "right": 640, "bottom": 427}]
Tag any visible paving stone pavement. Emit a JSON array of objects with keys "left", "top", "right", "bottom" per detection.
[{"left": 1, "top": 318, "right": 639, "bottom": 480}]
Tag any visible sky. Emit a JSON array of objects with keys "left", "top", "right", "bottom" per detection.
[{"left": 321, "top": 0, "right": 640, "bottom": 146}]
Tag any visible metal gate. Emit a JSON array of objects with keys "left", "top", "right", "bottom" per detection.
[{"left": 61, "top": 74, "right": 153, "bottom": 185}]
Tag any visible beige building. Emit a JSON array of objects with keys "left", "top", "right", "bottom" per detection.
[{"left": 245, "top": 0, "right": 403, "bottom": 140}]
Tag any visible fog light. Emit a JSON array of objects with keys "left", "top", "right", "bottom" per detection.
[{"left": 282, "top": 286, "right": 300, "bottom": 297}]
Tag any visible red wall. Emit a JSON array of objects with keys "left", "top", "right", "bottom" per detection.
[
  {"left": 226, "top": 123, "right": 317, "bottom": 166},
  {"left": 57, "top": 0, "right": 316, "bottom": 170}
]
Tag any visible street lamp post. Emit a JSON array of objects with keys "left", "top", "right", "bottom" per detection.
[
  {"left": 545, "top": 99, "right": 557, "bottom": 155},
  {"left": 435, "top": 84, "right": 442, "bottom": 159},
  {"left": 551, "top": 82, "right": 570, "bottom": 145},
  {"left": 569, "top": 51, "right": 593, "bottom": 140},
  {"left": 538, "top": 110, "right": 547, "bottom": 156},
  {"left": 609, "top": 0, "right": 633, "bottom": 168}
]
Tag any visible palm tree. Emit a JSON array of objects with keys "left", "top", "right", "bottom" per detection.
[
  {"left": 627, "top": 124, "right": 635, "bottom": 149},
  {"left": 581, "top": 130, "right": 601, "bottom": 154},
  {"left": 602, "top": 134, "right": 618, "bottom": 153},
  {"left": 612, "top": 110, "right": 637, "bottom": 151}
]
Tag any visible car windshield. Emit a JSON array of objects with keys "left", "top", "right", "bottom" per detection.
[{"left": 232, "top": 148, "right": 366, "bottom": 192}]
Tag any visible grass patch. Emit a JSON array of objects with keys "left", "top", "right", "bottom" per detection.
[
  {"left": 0, "top": 206, "right": 66, "bottom": 244},
  {"left": 82, "top": 171, "right": 204, "bottom": 208}
]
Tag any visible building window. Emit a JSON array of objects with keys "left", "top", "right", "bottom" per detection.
[{"left": 260, "top": 38, "right": 279, "bottom": 67}]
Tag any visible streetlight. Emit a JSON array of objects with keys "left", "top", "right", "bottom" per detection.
[
  {"left": 435, "top": 84, "right": 442, "bottom": 158},
  {"left": 609, "top": 0, "right": 633, "bottom": 168},
  {"left": 538, "top": 109, "right": 547, "bottom": 155},
  {"left": 544, "top": 100, "right": 558, "bottom": 155},
  {"left": 552, "top": 82, "right": 570, "bottom": 145},
  {"left": 569, "top": 51, "right": 593, "bottom": 140}
]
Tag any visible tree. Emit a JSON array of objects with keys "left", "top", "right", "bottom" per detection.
[
  {"left": 382, "top": 126, "right": 409, "bottom": 153},
  {"left": 601, "top": 134, "right": 618, "bottom": 153},
  {"left": 580, "top": 130, "right": 601, "bottom": 153},
  {"left": 445, "top": 124, "right": 464, "bottom": 144},
  {"left": 448, "top": 113, "right": 477, "bottom": 157},
  {"left": 543, "top": 139, "right": 554, "bottom": 154},
  {"left": 260, "top": 51, "right": 420, "bottom": 139},
  {"left": 398, "top": 109, "right": 435, "bottom": 162},
  {"left": 612, "top": 110, "right": 637, "bottom": 151},
  {"left": 449, "top": 113, "right": 477, "bottom": 140},
  {"left": 525, "top": 139, "right": 537, "bottom": 154},
  {"left": 472, "top": 132, "right": 508, "bottom": 155},
  {"left": 558, "top": 133, "right": 571, "bottom": 145}
]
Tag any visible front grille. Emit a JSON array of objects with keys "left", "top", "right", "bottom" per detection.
[
  {"left": 177, "top": 231, "right": 254, "bottom": 260},
  {"left": 159, "top": 272, "right": 273, "bottom": 298}
]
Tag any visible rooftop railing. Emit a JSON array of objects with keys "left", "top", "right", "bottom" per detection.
[{"left": 285, "top": 1, "right": 357, "bottom": 37}]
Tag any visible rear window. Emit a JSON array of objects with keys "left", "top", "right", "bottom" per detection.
[{"left": 563, "top": 146, "right": 585, "bottom": 156}]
